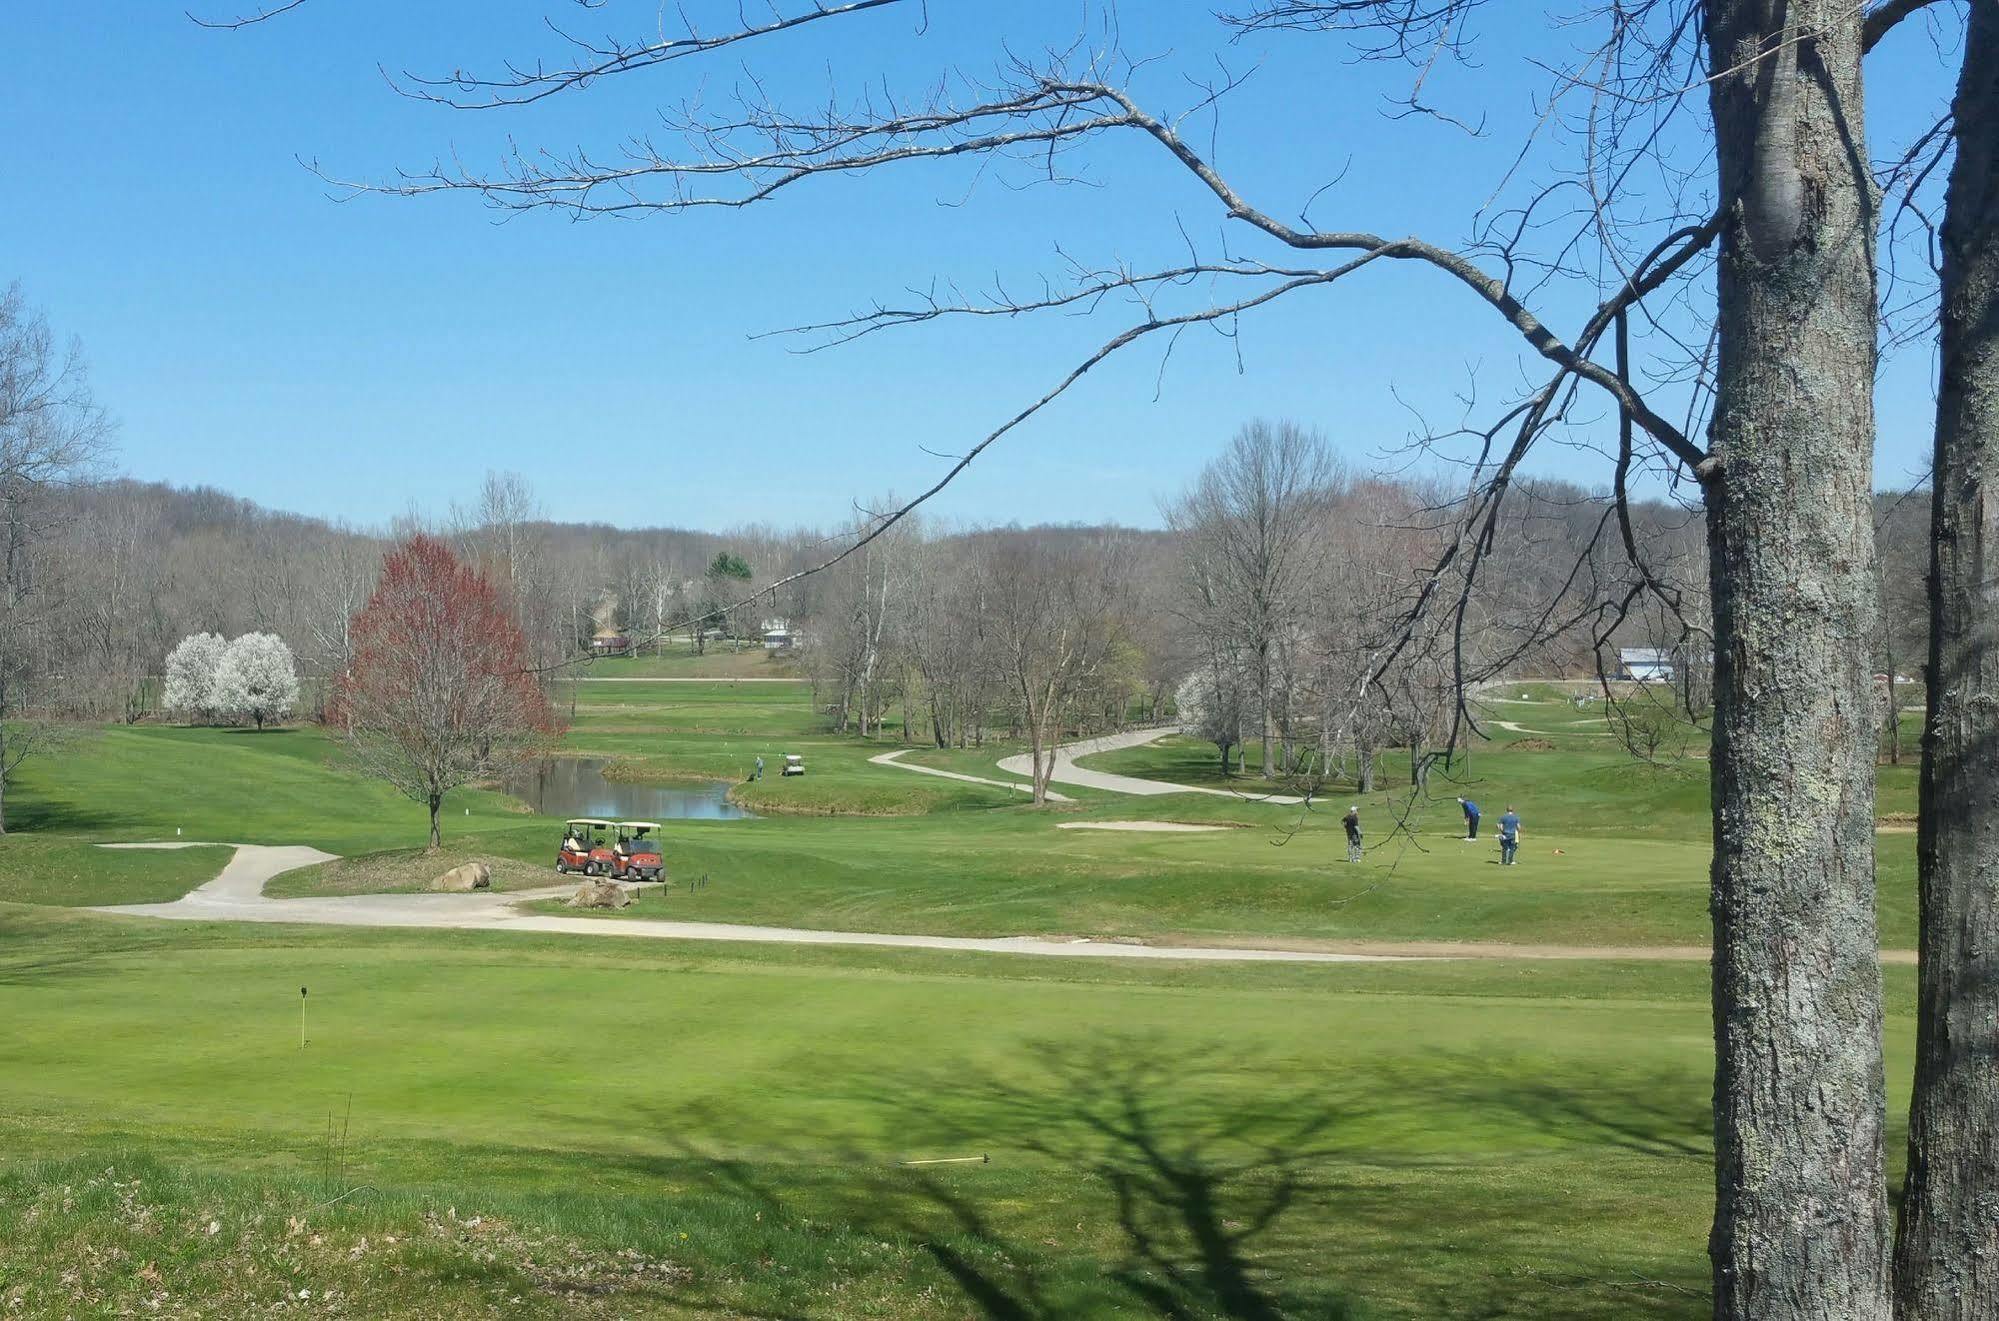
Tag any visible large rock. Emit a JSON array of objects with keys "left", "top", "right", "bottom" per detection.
[
  {"left": 432, "top": 862, "right": 493, "bottom": 892},
  {"left": 568, "top": 878, "right": 632, "bottom": 909}
]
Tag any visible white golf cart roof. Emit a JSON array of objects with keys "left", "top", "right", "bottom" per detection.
[
  {"left": 619, "top": 820, "right": 662, "bottom": 831},
  {"left": 565, "top": 817, "right": 615, "bottom": 828},
  {"left": 784, "top": 754, "right": 804, "bottom": 762}
]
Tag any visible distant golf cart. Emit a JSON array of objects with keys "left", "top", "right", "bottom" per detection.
[
  {"left": 612, "top": 821, "right": 664, "bottom": 881},
  {"left": 780, "top": 754, "right": 805, "bottom": 777},
  {"left": 556, "top": 818, "right": 616, "bottom": 876}
]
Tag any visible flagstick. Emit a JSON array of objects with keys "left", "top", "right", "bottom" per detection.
[{"left": 299, "top": 986, "right": 308, "bottom": 1050}]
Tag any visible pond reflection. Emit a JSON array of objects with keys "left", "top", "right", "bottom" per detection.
[{"left": 505, "top": 758, "right": 754, "bottom": 820}]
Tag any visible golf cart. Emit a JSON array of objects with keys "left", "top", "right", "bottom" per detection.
[
  {"left": 556, "top": 818, "right": 615, "bottom": 875},
  {"left": 613, "top": 821, "right": 664, "bottom": 881},
  {"left": 780, "top": 754, "right": 805, "bottom": 777}
]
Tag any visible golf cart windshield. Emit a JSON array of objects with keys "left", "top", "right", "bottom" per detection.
[{"left": 618, "top": 822, "right": 660, "bottom": 853}]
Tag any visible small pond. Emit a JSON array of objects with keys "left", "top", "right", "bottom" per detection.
[{"left": 506, "top": 758, "right": 755, "bottom": 821}]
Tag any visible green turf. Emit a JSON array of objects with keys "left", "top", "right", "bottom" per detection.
[
  {"left": 0, "top": 680, "right": 1931, "bottom": 1316},
  {"left": 2, "top": 905, "right": 1909, "bottom": 1317},
  {"left": 6, "top": 726, "right": 542, "bottom": 856},
  {"left": 0, "top": 684, "right": 1921, "bottom": 951},
  {"left": 565, "top": 644, "right": 805, "bottom": 679},
  {"left": 0, "top": 837, "right": 232, "bottom": 907}
]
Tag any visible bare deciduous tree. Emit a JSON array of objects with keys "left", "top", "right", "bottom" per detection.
[
  {"left": 1897, "top": 12, "right": 1999, "bottom": 1317},
  {"left": 980, "top": 532, "right": 1136, "bottom": 805},
  {"left": 1168, "top": 422, "right": 1337, "bottom": 781},
  {"left": 0, "top": 284, "right": 110, "bottom": 831}
]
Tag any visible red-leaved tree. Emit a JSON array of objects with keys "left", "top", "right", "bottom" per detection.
[{"left": 329, "top": 534, "right": 558, "bottom": 848}]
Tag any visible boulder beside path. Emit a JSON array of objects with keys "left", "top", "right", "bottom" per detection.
[
  {"left": 568, "top": 878, "right": 633, "bottom": 909},
  {"left": 432, "top": 862, "right": 493, "bottom": 892}
]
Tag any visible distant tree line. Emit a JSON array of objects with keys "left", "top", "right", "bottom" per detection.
[{"left": 0, "top": 285, "right": 1936, "bottom": 821}]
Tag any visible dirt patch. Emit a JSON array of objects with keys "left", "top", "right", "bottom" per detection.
[{"left": 1508, "top": 737, "right": 1557, "bottom": 751}]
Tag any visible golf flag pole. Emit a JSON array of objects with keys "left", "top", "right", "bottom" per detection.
[{"left": 299, "top": 986, "right": 308, "bottom": 1049}]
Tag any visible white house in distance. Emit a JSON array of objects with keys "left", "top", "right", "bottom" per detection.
[
  {"left": 762, "top": 618, "right": 795, "bottom": 651},
  {"left": 1619, "top": 647, "right": 1675, "bottom": 682}
]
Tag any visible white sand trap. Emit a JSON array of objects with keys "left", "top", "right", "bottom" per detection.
[{"left": 1056, "top": 821, "right": 1231, "bottom": 833}]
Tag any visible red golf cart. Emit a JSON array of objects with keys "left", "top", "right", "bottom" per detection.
[
  {"left": 612, "top": 821, "right": 664, "bottom": 881},
  {"left": 556, "top": 818, "right": 615, "bottom": 875}
]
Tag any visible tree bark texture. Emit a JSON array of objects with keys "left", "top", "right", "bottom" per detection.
[
  {"left": 1897, "top": 10, "right": 1999, "bottom": 1317},
  {"left": 1703, "top": 3, "right": 1891, "bottom": 1317}
]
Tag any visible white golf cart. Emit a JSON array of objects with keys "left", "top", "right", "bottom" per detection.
[{"left": 780, "top": 754, "right": 805, "bottom": 777}]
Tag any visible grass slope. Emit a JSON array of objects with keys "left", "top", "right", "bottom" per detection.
[
  {"left": 0, "top": 674, "right": 1929, "bottom": 1317},
  {"left": 2, "top": 906, "right": 1906, "bottom": 1317}
]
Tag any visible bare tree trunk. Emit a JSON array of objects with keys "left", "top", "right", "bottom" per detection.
[
  {"left": 427, "top": 792, "right": 443, "bottom": 850},
  {"left": 1704, "top": 6, "right": 1890, "bottom": 1317},
  {"left": 1257, "top": 639, "right": 1274, "bottom": 780},
  {"left": 1896, "top": 14, "right": 1999, "bottom": 1318},
  {"left": 1028, "top": 731, "right": 1050, "bottom": 805},
  {"left": 1885, "top": 642, "right": 1901, "bottom": 766}
]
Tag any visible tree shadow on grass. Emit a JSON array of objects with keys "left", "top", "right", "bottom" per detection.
[
  {"left": 616, "top": 1038, "right": 1361, "bottom": 1318},
  {"left": 2, "top": 798, "right": 120, "bottom": 834},
  {"left": 597, "top": 1035, "right": 1713, "bottom": 1319}
]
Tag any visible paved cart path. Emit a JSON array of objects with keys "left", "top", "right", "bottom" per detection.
[
  {"left": 89, "top": 843, "right": 1918, "bottom": 966},
  {"left": 994, "top": 728, "right": 1310, "bottom": 803},
  {"left": 91, "top": 843, "right": 1405, "bottom": 963},
  {"left": 867, "top": 749, "right": 1074, "bottom": 802}
]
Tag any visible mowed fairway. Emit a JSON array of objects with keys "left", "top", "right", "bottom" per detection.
[{"left": 0, "top": 675, "right": 1921, "bottom": 1316}]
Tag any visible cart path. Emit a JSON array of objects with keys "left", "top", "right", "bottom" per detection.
[
  {"left": 994, "top": 727, "right": 1310, "bottom": 804},
  {"left": 89, "top": 844, "right": 1922, "bottom": 965},
  {"left": 868, "top": 749, "right": 1074, "bottom": 802},
  {"left": 88, "top": 843, "right": 1404, "bottom": 963},
  {"left": 1489, "top": 719, "right": 1614, "bottom": 738}
]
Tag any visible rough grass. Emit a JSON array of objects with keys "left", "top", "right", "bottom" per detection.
[
  {"left": 268, "top": 847, "right": 556, "bottom": 899},
  {"left": 0, "top": 838, "right": 232, "bottom": 907}
]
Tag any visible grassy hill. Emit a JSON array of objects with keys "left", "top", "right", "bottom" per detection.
[{"left": 0, "top": 677, "right": 1923, "bottom": 1316}]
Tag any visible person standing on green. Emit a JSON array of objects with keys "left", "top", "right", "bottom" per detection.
[
  {"left": 1456, "top": 796, "right": 1481, "bottom": 840},
  {"left": 753, "top": 755, "right": 764, "bottom": 781},
  {"left": 1498, "top": 806, "right": 1521, "bottom": 865},
  {"left": 1342, "top": 805, "right": 1363, "bottom": 862}
]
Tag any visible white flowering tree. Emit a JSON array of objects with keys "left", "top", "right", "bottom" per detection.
[
  {"left": 1176, "top": 656, "right": 1253, "bottom": 776},
  {"left": 214, "top": 632, "right": 299, "bottom": 731},
  {"left": 162, "top": 632, "right": 228, "bottom": 724}
]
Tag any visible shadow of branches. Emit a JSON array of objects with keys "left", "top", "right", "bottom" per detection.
[{"left": 607, "top": 1034, "right": 1712, "bottom": 1319}]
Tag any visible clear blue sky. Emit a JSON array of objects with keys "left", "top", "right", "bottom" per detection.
[{"left": 3, "top": 3, "right": 1952, "bottom": 531}]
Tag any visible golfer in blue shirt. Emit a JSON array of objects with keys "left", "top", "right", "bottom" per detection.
[
  {"left": 1499, "top": 807, "right": 1521, "bottom": 865},
  {"left": 1456, "top": 796, "right": 1481, "bottom": 840}
]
